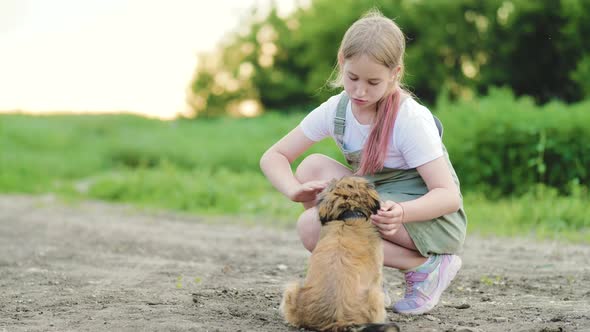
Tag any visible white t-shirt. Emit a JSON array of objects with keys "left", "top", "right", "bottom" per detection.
[{"left": 300, "top": 92, "right": 443, "bottom": 170}]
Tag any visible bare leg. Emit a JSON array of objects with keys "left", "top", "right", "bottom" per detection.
[
  {"left": 381, "top": 226, "right": 428, "bottom": 270},
  {"left": 294, "top": 154, "right": 353, "bottom": 209},
  {"left": 296, "top": 207, "right": 322, "bottom": 252}
]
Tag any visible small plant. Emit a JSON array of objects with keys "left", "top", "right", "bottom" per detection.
[
  {"left": 176, "top": 275, "right": 183, "bottom": 289},
  {"left": 480, "top": 275, "right": 504, "bottom": 287}
]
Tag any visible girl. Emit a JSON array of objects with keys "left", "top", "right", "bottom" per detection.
[{"left": 259, "top": 9, "right": 467, "bottom": 315}]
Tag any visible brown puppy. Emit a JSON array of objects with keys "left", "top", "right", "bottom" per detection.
[{"left": 280, "top": 176, "right": 400, "bottom": 332}]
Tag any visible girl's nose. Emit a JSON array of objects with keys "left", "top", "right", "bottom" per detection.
[{"left": 356, "top": 83, "right": 367, "bottom": 97}]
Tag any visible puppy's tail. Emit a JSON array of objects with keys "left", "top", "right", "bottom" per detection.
[
  {"left": 280, "top": 281, "right": 301, "bottom": 326},
  {"left": 344, "top": 323, "right": 401, "bottom": 332}
]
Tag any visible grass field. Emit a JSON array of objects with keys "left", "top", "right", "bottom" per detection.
[{"left": 1, "top": 108, "right": 588, "bottom": 243}]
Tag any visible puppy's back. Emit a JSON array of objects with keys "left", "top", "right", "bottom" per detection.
[{"left": 282, "top": 219, "right": 385, "bottom": 331}]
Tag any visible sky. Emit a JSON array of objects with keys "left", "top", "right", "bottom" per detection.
[{"left": 0, "top": 0, "right": 299, "bottom": 119}]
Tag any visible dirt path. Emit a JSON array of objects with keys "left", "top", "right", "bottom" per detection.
[{"left": 0, "top": 195, "right": 588, "bottom": 332}]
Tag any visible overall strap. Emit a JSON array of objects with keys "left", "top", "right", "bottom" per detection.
[
  {"left": 334, "top": 92, "right": 349, "bottom": 148},
  {"left": 432, "top": 115, "right": 444, "bottom": 138}
]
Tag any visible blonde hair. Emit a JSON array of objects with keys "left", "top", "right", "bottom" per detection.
[{"left": 331, "top": 9, "right": 409, "bottom": 175}]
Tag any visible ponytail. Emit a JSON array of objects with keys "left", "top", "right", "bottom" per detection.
[{"left": 355, "top": 88, "right": 402, "bottom": 176}]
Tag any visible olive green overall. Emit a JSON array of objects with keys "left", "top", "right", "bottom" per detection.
[{"left": 333, "top": 93, "right": 467, "bottom": 257}]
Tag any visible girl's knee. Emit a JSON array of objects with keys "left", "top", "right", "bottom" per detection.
[
  {"left": 294, "top": 153, "right": 329, "bottom": 183},
  {"left": 296, "top": 209, "right": 321, "bottom": 252},
  {"left": 295, "top": 153, "right": 351, "bottom": 183}
]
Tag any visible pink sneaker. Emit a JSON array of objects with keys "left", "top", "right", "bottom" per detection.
[{"left": 393, "top": 254, "right": 462, "bottom": 315}]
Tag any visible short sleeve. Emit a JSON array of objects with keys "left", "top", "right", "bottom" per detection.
[
  {"left": 396, "top": 104, "right": 443, "bottom": 168},
  {"left": 299, "top": 94, "right": 341, "bottom": 142}
]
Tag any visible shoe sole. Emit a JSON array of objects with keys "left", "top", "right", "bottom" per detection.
[
  {"left": 396, "top": 255, "right": 462, "bottom": 315},
  {"left": 384, "top": 290, "right": 392, "bottom": 307}
]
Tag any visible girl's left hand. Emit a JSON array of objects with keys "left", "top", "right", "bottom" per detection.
[{"left": 370, "top": 200, "right": 404, "bottom": 237}]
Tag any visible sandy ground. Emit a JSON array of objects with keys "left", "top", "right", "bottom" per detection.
[{"left": 0, "top": 195, "right": 589, "bottom": 332}]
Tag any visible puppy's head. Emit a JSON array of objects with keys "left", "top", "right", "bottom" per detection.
[{"left": 317, "top": 176, "right": 380, "bottom": 224}]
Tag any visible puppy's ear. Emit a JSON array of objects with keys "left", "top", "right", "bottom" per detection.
[
  {"left": 318, "top": 197, "right": 337, "bottom": 225},
  {"left": 367, "top": 183, "right": 381, "bottom": 215},
  {"left": 319, "top": 203, "right": 328, "bottom": 224},
  {"left": 316, "top": 178, "right": 338, "bottom": 207},
  {"left": 326, "top": 178, "right": 338, "bottom": 190},
  {"left": 370, "top": 196, "right": 381, "bottom": 215},
  {"left": 317, "top": 178, "right": 339, "bottom": 224}
]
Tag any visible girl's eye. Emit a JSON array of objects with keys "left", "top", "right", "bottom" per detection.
[{"left": 347, "top": 76, "right": 379, "bottom": 85}]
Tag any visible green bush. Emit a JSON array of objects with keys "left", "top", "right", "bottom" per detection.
[{"left": 438, "top": 88, "right": 590, "bottom": 195}]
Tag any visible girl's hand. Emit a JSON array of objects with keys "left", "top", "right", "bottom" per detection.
[
  {"left": 370, "top": 200, "right": 404, "bottom": 237},
  {"left": 289, "top": 180, "right": 329, "bottom": 203}
]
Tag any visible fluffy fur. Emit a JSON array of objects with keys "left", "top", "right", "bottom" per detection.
[{"left": 280, "top": 176, "right": 400, "bottom": 332}]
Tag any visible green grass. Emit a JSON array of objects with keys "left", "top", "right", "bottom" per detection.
[
  {"left": 464, "top": 184, "right": 589, "bottom": 243},
  {"left": 1, "top": 109, "right": 588, "bottom": 243}
]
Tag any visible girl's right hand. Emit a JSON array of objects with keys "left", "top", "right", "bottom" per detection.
[{"left": 289, "top": 180, "right": 329, "bottom": 203}]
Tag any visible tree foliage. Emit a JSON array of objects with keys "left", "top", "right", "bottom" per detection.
[{"left": 188, "top": 0, "right": 590, "bottom": 117}]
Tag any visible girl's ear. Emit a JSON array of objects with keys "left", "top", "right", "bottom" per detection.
[
  {"left": 337, "top": 52, "right": 345, "bottom": 65},
  {"left": 390, "top": 66, "right": 401, "bottom": 82}
]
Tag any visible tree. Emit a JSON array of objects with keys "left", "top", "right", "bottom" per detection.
[{"left": 187, "top": 0, "right": 590, "bottom": 117}]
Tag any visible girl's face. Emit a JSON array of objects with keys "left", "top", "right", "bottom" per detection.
[{"left": 341, "top": 54, "right": 396, "bottom": 111}]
